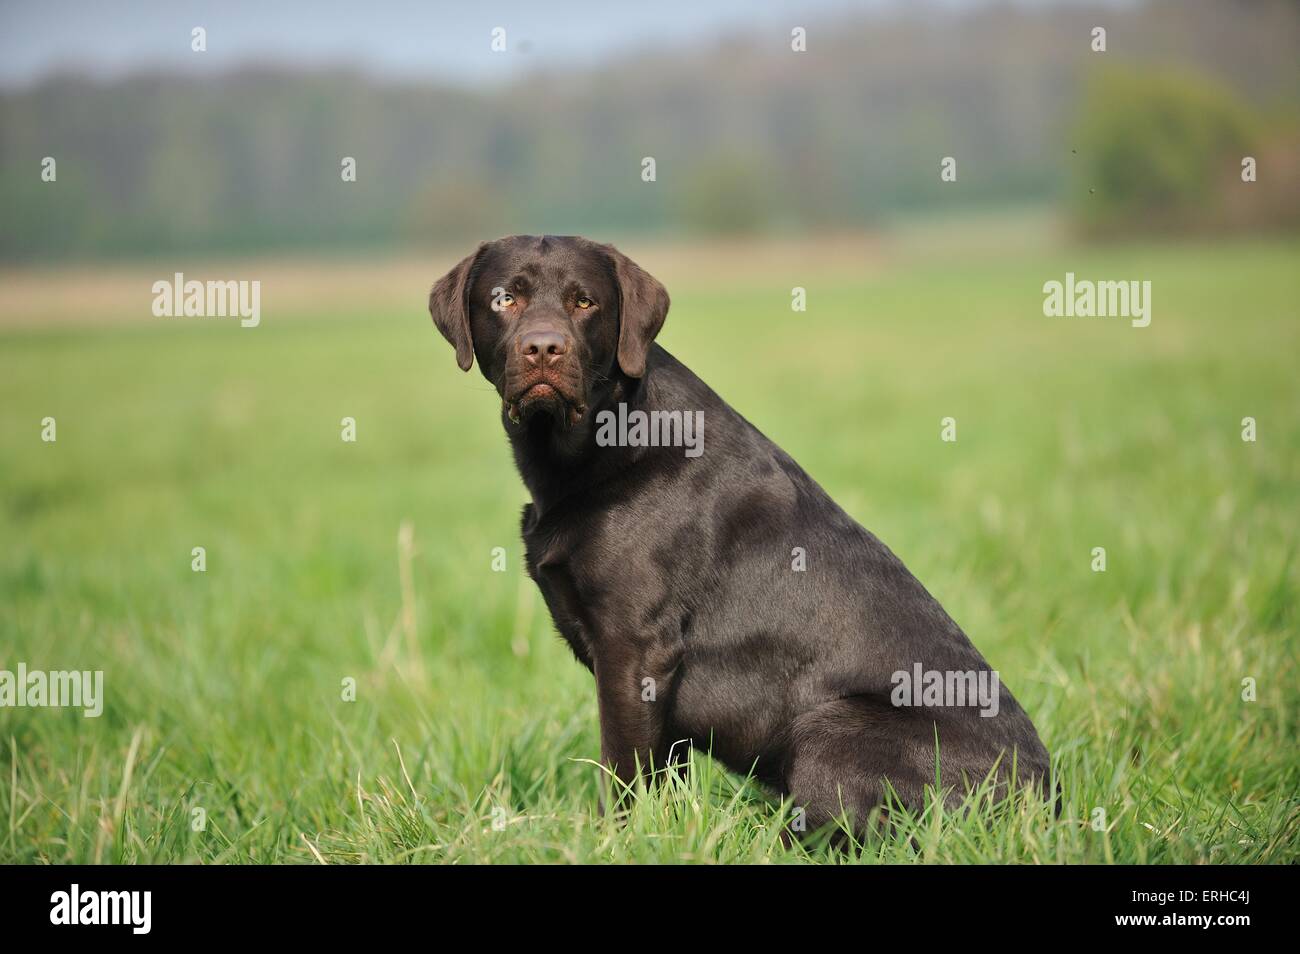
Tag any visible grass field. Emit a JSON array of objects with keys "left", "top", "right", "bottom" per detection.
[{"left": 1, "top": 234, "right": 1297, "bottom": 863}]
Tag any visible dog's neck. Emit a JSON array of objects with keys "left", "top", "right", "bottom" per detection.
[{"left": 505, "top": 373, "right": 647, "bottom": 516}]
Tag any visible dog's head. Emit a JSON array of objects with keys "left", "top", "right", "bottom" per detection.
[{"left": 429, "top": 235, "right": 669, "bottom": 427}]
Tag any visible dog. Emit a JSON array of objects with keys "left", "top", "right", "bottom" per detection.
[{"left": 428, "top": 235, "right": 1050, "bottom": 834}]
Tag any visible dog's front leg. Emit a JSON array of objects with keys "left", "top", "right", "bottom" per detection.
[{"left": 592, "top": 637, "right": 683, "bottom": 811}]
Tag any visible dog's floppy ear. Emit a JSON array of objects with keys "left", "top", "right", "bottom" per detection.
[
  {"left": 604, "top": 244, "right": 670, "bottom": 379},
  {"left": 429, "top": 242, "right": 487, "bottom": 372}
]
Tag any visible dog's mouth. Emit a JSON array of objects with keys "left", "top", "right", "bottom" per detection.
[
  {"left": 505, "top": 378, "right": 587, "bottom": 427},
  {"left": 522, "top": 382, "right": 557, "bottom": 401}
]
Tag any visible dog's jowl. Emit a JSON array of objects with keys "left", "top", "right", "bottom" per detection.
[{"left": 428, "top": 235, "right": 1050, "bottom": 834}]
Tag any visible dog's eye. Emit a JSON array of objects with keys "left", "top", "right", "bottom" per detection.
[
  {"left": 576, "top": 296, "right": 593, "bottom": 310},
  {"left": 494, "top": 291, "right": 515, "bottom": 310}
]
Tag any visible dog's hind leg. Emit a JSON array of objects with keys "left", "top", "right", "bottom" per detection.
[
  {"left": 781, "top": 696, "right": 927, "bottom": 838},
  {"left": 783, "top": 694, "right": 1050, "bottom": 840}
]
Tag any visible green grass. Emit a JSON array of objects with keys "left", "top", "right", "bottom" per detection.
[{"left": 1, "top": 236, "right": 1297, "bottom": 863}]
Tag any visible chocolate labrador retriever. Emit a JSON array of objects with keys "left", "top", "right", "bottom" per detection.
[{"left": 429, "top": 235, "right": 1050, "bottom": 834}]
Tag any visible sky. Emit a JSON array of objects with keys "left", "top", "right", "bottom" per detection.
[{"left": 0, "top": 0, "right": 1115, "bottom": 88}]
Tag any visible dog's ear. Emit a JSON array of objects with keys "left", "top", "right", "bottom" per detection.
[
  {"left": 604, "top": 244, "right": 670, "bottom": 379},
  {"left": 429, "top": 243, "right": 487, "bottom": 372}
]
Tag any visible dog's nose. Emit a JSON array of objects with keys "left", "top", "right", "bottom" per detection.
[{"left": 519, "top": 329, "right": 569, "bottom": 365}]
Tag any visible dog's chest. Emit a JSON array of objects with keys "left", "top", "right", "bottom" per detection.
[{"left": 522, "top": 521, "right": 600, "bottom": 666}]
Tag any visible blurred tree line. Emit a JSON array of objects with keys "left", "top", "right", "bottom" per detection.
[
  {"left": 1072, "top": 66, "right": 1298, "bottom": 236},
  {"left": 1, "top": 0, "right": 1296, "bottom": 261}
]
